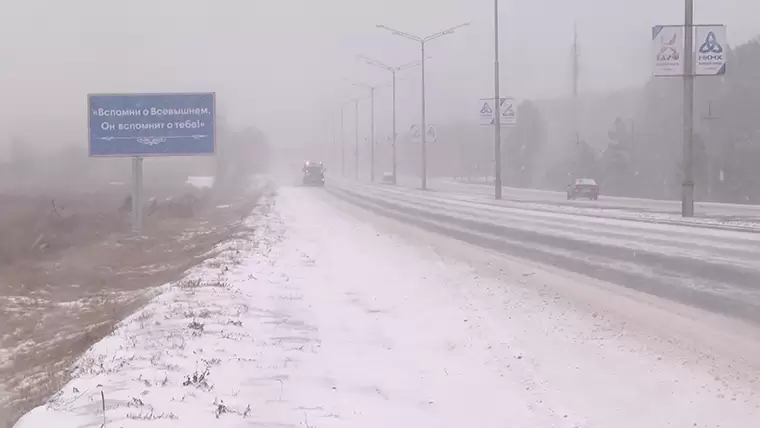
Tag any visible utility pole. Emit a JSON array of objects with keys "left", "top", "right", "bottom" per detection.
[
  {"left": 493, "top": 0, "right": 502, "bottom": 199},
  {"left": 682, "top": 0, "right": 695, "bottom": 217}
]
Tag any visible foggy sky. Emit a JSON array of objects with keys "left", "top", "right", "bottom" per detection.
[{"left": 1, "top": 0, "right": 759, "bottom": 150}]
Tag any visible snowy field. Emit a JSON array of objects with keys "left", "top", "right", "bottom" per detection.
[{"left": 13, "top": 185, "right": 760, "bottom": 427}]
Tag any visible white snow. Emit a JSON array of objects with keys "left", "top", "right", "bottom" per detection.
[
  {"left": 185, "top": 176, "right": 214, "bottom": 189},
  {"left": 13, "top": 186, "right": 760, "bottom": 427}
]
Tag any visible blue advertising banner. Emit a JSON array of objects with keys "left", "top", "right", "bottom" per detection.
[{"left": 88, "top": 92, "right": 216, "bottom": 157}]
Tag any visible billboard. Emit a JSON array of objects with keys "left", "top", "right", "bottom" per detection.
[{"left": 88, "top": 92, "right": 216, "bottom": 157}]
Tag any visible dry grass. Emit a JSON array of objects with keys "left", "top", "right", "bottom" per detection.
[{"left": 0, "top": 179, "right": 265, "bottom": 428}]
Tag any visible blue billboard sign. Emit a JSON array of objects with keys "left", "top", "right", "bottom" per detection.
[{"left": 88, "top": 92, "right": 216, "bottom": 157}]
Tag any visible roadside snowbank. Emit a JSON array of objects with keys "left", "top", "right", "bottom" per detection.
[
  {"left": 14, "top": 186, "right": 760, "bottom": 427},
  {"left": 12, "top": 194, "right": 276, "bottom": 428}
]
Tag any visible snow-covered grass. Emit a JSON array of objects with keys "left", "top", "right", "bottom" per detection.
[{"left": 14, "top": 185, "right": 760, "bottom": 427}]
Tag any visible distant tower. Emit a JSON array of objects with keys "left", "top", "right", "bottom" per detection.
[{"left": 572, "top": 22, "right": 580, "bottom": 145}]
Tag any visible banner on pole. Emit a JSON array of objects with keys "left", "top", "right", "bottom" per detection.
[
  {"left": 652, "top": 24, "right": 726, "bottom": 77},
  {"left": 696, "top": 25, "right": 727, "bottom": 75},
  {"left": 479, "top": 97, "right": 517, "bottom": 126}
]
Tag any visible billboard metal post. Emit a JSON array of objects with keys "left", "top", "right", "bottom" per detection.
[{"left": 132, "top": 157, "right": 144, "bottom": 232}]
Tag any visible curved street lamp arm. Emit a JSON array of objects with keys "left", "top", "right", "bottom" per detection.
[
  {"left": 423, "top": 22, "right": 471, "bottom": 42},
  {"left": 357, "top": 54, "right": 393, "bottom": 72},
  {"left": 376, "top": 24, "right": 422, "bottom": 42}
]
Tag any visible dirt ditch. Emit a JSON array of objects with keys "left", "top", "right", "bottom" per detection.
[{"left": 0, "top": 180, "right": 266, "bottom": 427}]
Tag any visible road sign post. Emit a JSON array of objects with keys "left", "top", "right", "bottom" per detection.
[
  {"left": 425, "top": 124, "right": 437, "bottom": 143},
  {"left": 88, "top": 92, "right": 216, "bottom": 232},
  {"left": 132, "top": 157, "right": 143, "bottom": 232}
]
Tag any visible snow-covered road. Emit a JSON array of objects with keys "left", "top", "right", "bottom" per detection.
[
  {"left": 328, "top": 180, "right": 760, "bottom": 324},
  {"left": 393, "top": 175, "right": 760, "bottom": 229},
  {"left": 14, "top": 186, "right": 760, "bottom": 427}
]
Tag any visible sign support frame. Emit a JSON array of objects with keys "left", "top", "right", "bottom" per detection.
[{"left": 132, "top": 157, "right": 144, "bottom": 232}]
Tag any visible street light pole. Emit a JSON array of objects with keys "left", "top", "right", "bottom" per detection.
[
  {"left": 355, "top": 99, "right": 359, "bottom": 180},
  {"left": 420, "top": 42, "right": 428, "bottom": 190},
  {"left": 493, "top": 0, "right": 503, "bottom": 200},
  {"left": 345, "top": 77, "right": 387, "bottom": 182},
  {"left": 376, "top": 22, "right": 470, "bottom": 190},
  {"left": 682, "top": 0, "right": 695, "bottom": 217},
  {"left": 358, "top": 55, "right": 423, "bottom": 185},
  {"left": 341, "top": 106, "right": 347, "bottom": 177},
  {"left": 370, "top": 87, "right": 376, "bottom": 182},
  {"left": 332, "top": 110, "right": 337, "bottom": 167},
  {"left": 392, "top": 71, "right": 397, "bottom": 183}
]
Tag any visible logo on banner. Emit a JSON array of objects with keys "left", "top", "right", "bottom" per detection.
[
  {"left": 699, "top": 31, "right": 723, "bottom": 55},
  {"left": 500, "top": 97, "right": 517, "bottom": 126},
  {"left": 696, "top": 25, "right": 727, "bottom": 75},
  {"left": 652, "top": 25, "right": 684, "bottom": 76},
  {"left": 409, "top": 124, "right": 421, "bottom": 143},
  {"left": 426, "top": 125, "right": 437, "bottom": 143},
  {"left": 479, "top": 97, "right": 517, "bottom": 126},
  {"left": 657, "top": 32, "right": 680, "bottom": 61},
  {"left": 501, "top": 99, "right": 515, "bottom": 118}
]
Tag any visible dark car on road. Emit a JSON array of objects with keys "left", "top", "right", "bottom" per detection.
[
  {"left": 302, "top": 161, "right": 326, "bottom": 186},
  {"left": 381, "top": 172, "right": 395, "bottom": 185},
  {"left": 567, "top": 178, "right": 600, "bottom": 200}
]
